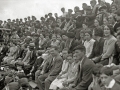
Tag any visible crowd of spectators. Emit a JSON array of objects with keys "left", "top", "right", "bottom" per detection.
[{"left": 0, "top": 0, "right": 120, "bottom": 90}]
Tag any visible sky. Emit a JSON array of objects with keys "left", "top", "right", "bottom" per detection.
[{"left": 0, "top": 0, "right": 112, "bottom": 21}]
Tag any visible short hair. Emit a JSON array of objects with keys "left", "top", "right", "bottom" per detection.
[
  {"left": 80, "top": 30, "right": 85, "bottom": 35},
  {"left": 92, "top": 64, "right": 103, "bottom": 76},
  {"left": 100, "top": 67, "right": 113, "bottom": 76},
  {"left": 73, "top": 45, "right": 86, "bottom": 52},
  {"left": 84, "top": 30, "right": 92, "bottom": 37}
]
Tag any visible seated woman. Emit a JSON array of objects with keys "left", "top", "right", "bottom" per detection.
[
  {"left": 3, "top": 41, "right": 18, "bottom": 64},
  {"left": 100, "top": 25, "right": 117, "bottom": 65},
  {"left": 49, "top": 53, "right": 79, "bottom": 89},
  {"left": 89, "top": 27, "right": 105, "bottom": 63},
  {"left": 84, "top": 30, "right": 95, "bottom": 57}
]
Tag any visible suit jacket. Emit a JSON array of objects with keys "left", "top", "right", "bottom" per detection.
[
  {"left": 74, "top": 56, "right": 95, "bottom": 90},
  {"left": 65, "top": 39, "right": 80, "bottom": 53},
  {"left": 43, "top": 54, "right": 63, "bottom": 77},
  {"left": 28, "top": 50, "right": 37, "bottom": 65}
]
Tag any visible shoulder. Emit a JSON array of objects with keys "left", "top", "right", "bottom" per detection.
[
  {"left": 83, "top": 58, "right": 95, "bottom": 68},
  {"left": 56, "top": 55, "right": 63, "bottom": 61},
  {"left": 108, "top": 36, "right": 117, "bottom": 44}
]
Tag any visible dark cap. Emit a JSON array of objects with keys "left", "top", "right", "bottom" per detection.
[{"left": 73, "top": 45, "right": 86, "bottom": 52}]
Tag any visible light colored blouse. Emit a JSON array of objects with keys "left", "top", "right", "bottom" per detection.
[
  {"left": 59, "top": 60, "right": 69, "bottom": 75},
  {"left": 102, "top": 36, "right": 117, "bottom": 59},
  {"left": 84, "top": 39, "right": 95, "bottom": 57}
]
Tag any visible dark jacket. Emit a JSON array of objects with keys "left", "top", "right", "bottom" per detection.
[
  {"left": 74, "top": 56, "right": 95, "bottom": 90},
  {"left": 89, "top": 38, "right": 105, "bottom": 59}
]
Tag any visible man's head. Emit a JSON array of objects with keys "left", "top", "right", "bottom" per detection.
[
  {"left": 99, "top": 5, "right": 107, "bottom": 14},
  {"left": 73, "top": 45, "right": 86, "bottom": 61},
  {"left": 62, "top": 48, "right": 68, "bottom": 60},
  {"left": 100, "top": 67, "right": 113, "bottom": 86},
  {"left": 50, "top": 46, "right": 59, "bottom": 56},
  {"left": 82, "top": 3, "right": 88, "bottom": 10},
  {"left": 61, "top": 7, "right": 65, "bottom": 13},
  {"left": 48, "top": 13, "right": 52, "bottom": 17},
  {"left": 90, "top": 0, "right": 97, "bottom": 8},
  {"left": 54, "top": 13, "right": 58, "bottom": 17}
]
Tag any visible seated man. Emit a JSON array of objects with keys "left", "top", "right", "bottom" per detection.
[
  {"left": 35, "top": 47, "right": 52, "bottom": 82},
  {"left": 22, "top": 43, "right": 37, "bottom": 75},
  {"left": 36, "top": 46, "right": 63, "bottom": 90},
  {"left": 59, "top": 45, "right": 95, "bottom": 90}
]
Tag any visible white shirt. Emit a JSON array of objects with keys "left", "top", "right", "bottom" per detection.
[
  {"left": 84, "top": 39, "right": 95, "bottom": 57},
  {"left": 105, "top": 79, "right": 115, "bottom": 88}
]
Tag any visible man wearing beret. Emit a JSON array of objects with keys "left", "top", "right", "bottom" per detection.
[{"left": 59, "top": 45, "right": 95, "bottom": 90}]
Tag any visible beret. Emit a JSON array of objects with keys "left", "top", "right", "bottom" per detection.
[{"left": 73, "top": 45, "right": 86, "bottom": 51}]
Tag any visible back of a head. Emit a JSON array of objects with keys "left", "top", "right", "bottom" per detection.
[{"left": 100, "top": 66, "right": 113, "bottom": 76}]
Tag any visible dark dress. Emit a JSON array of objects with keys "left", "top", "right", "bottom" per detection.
[{"left": 89, "top": 38, "right": 105, "bottom": 63}]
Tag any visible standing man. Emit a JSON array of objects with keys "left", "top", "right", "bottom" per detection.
[{"left": 36, "top": 46, "right": 63, "bottom": 90}]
